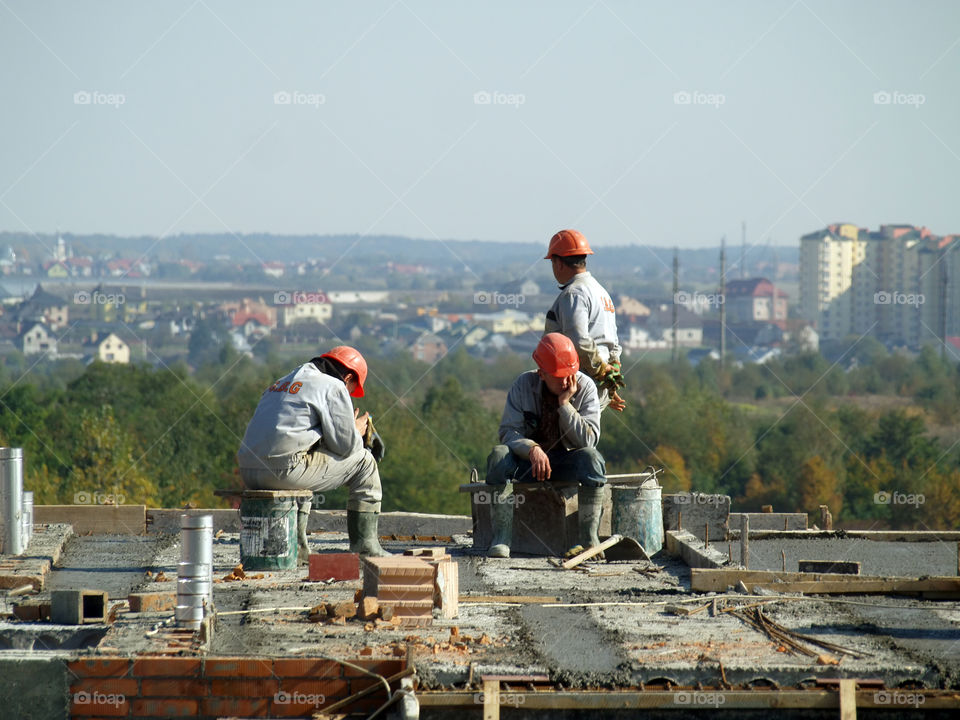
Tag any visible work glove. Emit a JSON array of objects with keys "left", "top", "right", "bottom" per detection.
[
  {"left": 598, "top": 361, "right": 626, "bottom": 394},
  {"left": 363, "top": 416, "right": 386, "bottom": 463}
]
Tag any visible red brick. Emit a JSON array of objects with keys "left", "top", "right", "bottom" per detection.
[
  {"left": 70, "top": 689, "right": 130, "bottom": 717},
  {"left": 270, "top": 694, "right": 329, "bottom": 716},
  {"left": 71, "top": 678, "right": 139, "bottom": 696},
  {"left": 67, "top": 658, "right": 131, "bottom": 678},
  {"left": 342, "top": 659, "right": 404, "bottom": 678},
  {"left": 272, "top": 658, "right": 341, "bottom": 678},
  {"left": 139, "top": 678, "right": 208, "bottom": 696},
  {"left": 131, "top": 697, "right": 198, "bottom": 717},
  {"left": 281, "top": 678, "right": 348, "bottom": 700},
  {"left": 203, "top": 656, "right": 272, "bottom": 677},
  {"left": 128, "top": 591, "right": 175, "bottom": 613},
  {"left": 201, "top": 697, "right": 270, "bottom": 716},
  {"left": 309, "top": 552, "right": 360, "bottom": 581},
  {"left": 210, "top": 678, "right": 279, "bottom": 697},
  {"left": 132, "top": 657, "right": 201, "bottom": 678}
]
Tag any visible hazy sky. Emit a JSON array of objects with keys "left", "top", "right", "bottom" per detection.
[{"left": 1, "top": 1, "right": 958, "bottom": 258}]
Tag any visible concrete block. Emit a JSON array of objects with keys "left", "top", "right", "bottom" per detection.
[
  {"left": 662, "top": 493, "right": 730, "bottom": 541},
  {"left": 665, "top": 530, "right": 728, "bottom": 569},
  {"left": 0, "top": 657, "right": 69, "bottom": 720},
  {"left": 729, "top": 512, "right": 807, "bottom": 531},
  {"left": 128, "top": 591, "right": 176, "bottom": 613},
  {"left": 308, "top": 552, "right": 359, "bottom": 582},
  {"left": 467, "top": 483, "right": 612, "bottom": 556},
  {"left": 51, "top": 589, "right": 109, "bottom": 625},
  {"left": 35, "top": 505, "right": 145, "bottom": 535}
]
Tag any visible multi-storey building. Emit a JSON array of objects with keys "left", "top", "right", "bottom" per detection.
[{"left": 800, "top": 223, "right": 958, "bottom": 347}]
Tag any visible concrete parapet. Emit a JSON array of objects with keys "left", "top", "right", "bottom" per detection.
[{"left": 662, "top": 493, "right": 730, "bottom": 541}]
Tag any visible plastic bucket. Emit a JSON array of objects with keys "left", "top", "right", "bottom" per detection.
[
  {"left": 611, "top": 480, "right": 663, "bottom": 555},
  {"left": 239, "top": 496, "right": 297, "bottom": 570}
]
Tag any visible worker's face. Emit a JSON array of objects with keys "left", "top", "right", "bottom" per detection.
[{"left": 538, "top": 369, "right": 574, "bottom": 396}]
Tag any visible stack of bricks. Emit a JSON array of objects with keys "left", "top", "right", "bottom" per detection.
[
  {"left": 404, "top": 548, "right": 459, "bottom": 619},
  {"left": 66, "top": 655, "right": 404, "bottom": 718},
  {"left": 362, "top": 556, "right": 435, "bottom": 627}
]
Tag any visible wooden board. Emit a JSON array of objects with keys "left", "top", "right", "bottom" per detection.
[
  {"left": 691, "top": 568, "right": 960, "bottom": 596},
  {"left": 34, "top": 505, "right": 146, "bottom": 535}
]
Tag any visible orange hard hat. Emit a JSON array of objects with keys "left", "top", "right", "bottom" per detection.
[
  {"left": 533, "top": 333, "right": 580, "bottom": 378},
  {"left": 544, "top": 229, "right": 594, "bottom": 259},
  {"left": 320, "top": 346, "right": 368, "bottom": 397}
]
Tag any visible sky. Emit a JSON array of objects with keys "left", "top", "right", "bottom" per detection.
[{"left": 1, "top": 0, "right": 958, "bottom": 258}]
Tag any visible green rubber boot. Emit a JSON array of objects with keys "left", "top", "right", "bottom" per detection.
[
  {"left": 578, "top": 485, "right": 604, "bottom": 550},
  {"left": 347, "top": 509, "right": 391, "bottom": 557},
  {"left": 487, "top": 486, "right": 514, "bottom": 558},
  {"left": 297, "top": 499, "right": 312, "bottom": 566}
]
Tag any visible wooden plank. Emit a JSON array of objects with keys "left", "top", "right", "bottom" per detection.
[
  {"left": 798, "top": 561, "right": 860, "bottom": 575},
  {"left": 34, "top": 505, "right": 146, "bottom": 535},
  {"left": 483, "top": 678, "right": 500, "bottom": 720},
  {"left": 839, "top": 678, "right": 857, "bottom": 720},
  {"left": 561, "top": 534, "right": 623, "bottom": 569},
  {"left": 691, "top": 568, "right": 960, "bottom": 595},
  {"left": 460, "top": 595, "right": 559, "bottom": 604}
]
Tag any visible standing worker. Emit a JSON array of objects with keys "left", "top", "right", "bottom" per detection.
[
  {"left": 237, "top": 346, "right": 390, "bottom": 558},
  {"left": 543, "top": 229, "right": 626, "bottom": 411},
  {"left": 485, "top": 333, "right": 607, "bottom": 558}
]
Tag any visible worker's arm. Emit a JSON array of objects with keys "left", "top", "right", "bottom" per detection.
[
  {"left": 317, "top": 385, "right": 364, "bottom": 458},
  {"left": 498, "top": 375, "right": 539, "bottom": 459},
  {"left": 558, "top": 373, "right": 601, "bottom": 448}
]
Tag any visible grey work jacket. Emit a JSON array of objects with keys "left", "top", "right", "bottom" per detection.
[
  {"left": 237, "top": 363, "right": 362, "bottom": 469},
  {"left": 498, "top": 370, "right": 601, "bottom": 459},
  {"left": 544, "top": 271, "right": 622, "bottom": 376}
]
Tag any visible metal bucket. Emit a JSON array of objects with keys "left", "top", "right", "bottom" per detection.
[
  {"left": 611, "top": 479, "right": 663, "bottom": 555},
  {"left": 0, "top": 448, "right": 24, "bottom": 556},
  {"left": 239, "top": 496, "right": 297, "bottom": 570}
]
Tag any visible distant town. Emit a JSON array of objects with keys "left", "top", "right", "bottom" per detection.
[{"left": 1, "top": 222, "right": 956, "bottom": 369}]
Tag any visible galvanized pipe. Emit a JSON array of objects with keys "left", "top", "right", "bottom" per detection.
[
  {"left": 177, "top": 513, "right": 213, "bottom": 629},
  {"left": 0, "top": 448, "right": 25, "bottom": 555}
]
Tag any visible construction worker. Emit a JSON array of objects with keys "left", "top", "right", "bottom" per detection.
[
  {"left": 237, "top": 346, "right": 390, "bottom": 558},
  {"left": 485, "top": 333, "right": 606, "bottom": 558},
  {"left": 543, "top": 229, "right": 626, "bottom": 412}
]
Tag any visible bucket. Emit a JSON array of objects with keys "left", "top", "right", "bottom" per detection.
[
  {"left": 611, "top": 478, "right": 663, "bottom": 555},
  {"left": 239, "top": 496, "right": 297, "bottom": 570}
]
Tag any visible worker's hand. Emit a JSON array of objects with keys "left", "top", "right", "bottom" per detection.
[
  {"left": 557, "top": 375, "right": 577, "bottom": 406},
  {"left": 608, "top": 391, "right": 627, "bottom": 412},
  {"left": 354, "top": 409, "right": 370, "bottom": 436},
  {"left": 529, "top": 445, "right": 551, "bottom": 482}
]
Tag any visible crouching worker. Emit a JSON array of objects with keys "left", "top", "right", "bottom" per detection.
[
  {"left": 237, "top": 346, "right": 390, "bottom": 558},
  {"left": 485, "top": 333, "right": 606, "bottom": 558}
]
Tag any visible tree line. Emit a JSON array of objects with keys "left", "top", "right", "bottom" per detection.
[{"left": 0, "top": 337, "right": 957, "bottom": 529}]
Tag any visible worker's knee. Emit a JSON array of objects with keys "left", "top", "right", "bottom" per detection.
[
  {"left": 486, "top": 445, "right": 516, "bottom": 485},
  {"left": 570, "top": 447, "right": 606, "bottom": 487}
]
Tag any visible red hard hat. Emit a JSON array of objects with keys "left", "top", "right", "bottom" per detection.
[
  {"left": 533, "top": 333, "right": 579, "bottom": 378},
  {"left": 320, "top": 346, "right": 368, "bottom": 397},
  {"left": 544, "top": 229, "right": 594, "bottom": 259}
]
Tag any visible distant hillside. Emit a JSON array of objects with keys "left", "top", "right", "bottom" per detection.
[{"left": 0, "top": 231, "right": 796, "bottom": 281}]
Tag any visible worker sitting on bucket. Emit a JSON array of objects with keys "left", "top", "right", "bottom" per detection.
[
  {"left": 485, "top": 332, "right": 606, "bottom": 558},
  {"left": 237, "top": 346, "right": 390, "bottom": 559},
  {"left": 543, "top": 228, "right": 626, "bottom": 412}
]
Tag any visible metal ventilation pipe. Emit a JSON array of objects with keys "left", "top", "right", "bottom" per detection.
[
  {"left": 176, "top": 514, "right": 213, "bottom": 629},
  {"left": 0, "top": 448, "right": 24, "bottom": 556},
  {"left": 21, "top": 491, "right": 33, "bottom": 549}
]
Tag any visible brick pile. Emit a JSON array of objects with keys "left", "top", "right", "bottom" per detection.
[{"left": 362, "top": 556, "right": 435, "bottom": 627}]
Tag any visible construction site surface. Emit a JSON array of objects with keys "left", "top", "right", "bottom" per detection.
[{"left": 2, "top": 497, "right": 960, "bottom": 719}]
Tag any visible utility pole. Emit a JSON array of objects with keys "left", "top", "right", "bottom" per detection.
[
  {"left": 720, "top": 237, "right": 727, "bottom": 368},
  {"left": 672, "top": 248, "right": 679, "bottom": 362}
]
